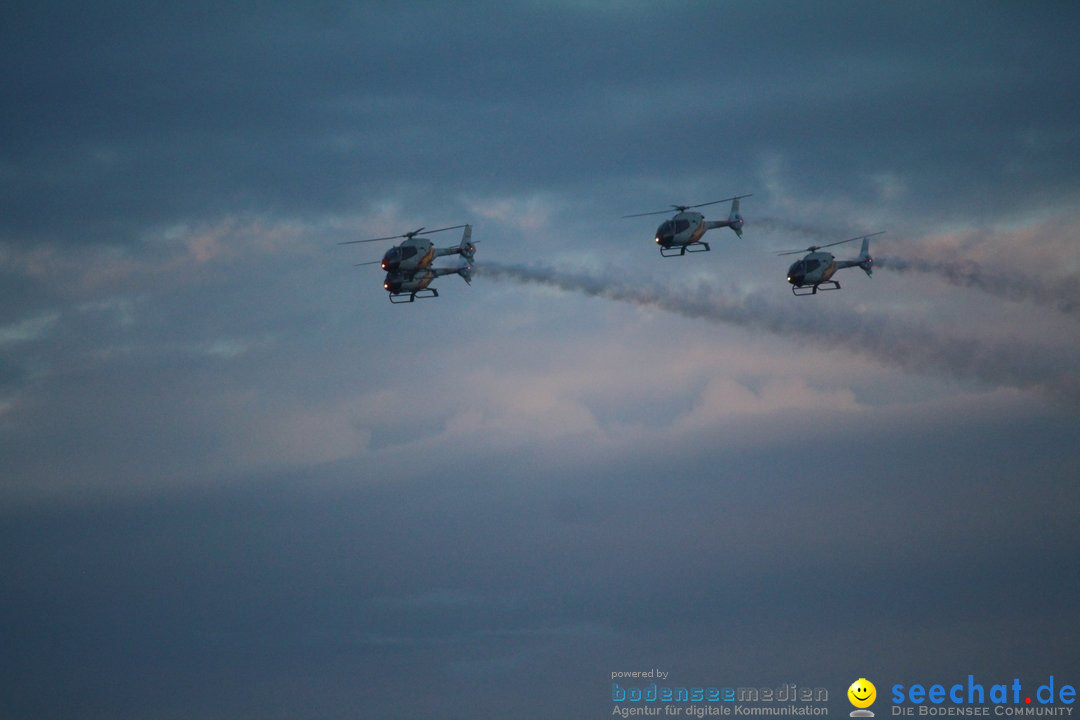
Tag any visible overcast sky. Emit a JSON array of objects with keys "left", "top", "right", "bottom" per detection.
[{"left": 2, "top": 2, "right": 1078, "bottom": 718}]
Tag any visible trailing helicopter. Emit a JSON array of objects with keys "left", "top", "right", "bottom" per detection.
[
  {"left": 624, "top": 194, "right": 751, "bottom": 257},
  {"left": 383, "top": 264, "right": 473, "bottom": 304},
  {"left": 777, "top": 231, "right": 882, "bottom": 296},
  {"left": 340, "top": 223, "right": 476, "bottom": 303}
]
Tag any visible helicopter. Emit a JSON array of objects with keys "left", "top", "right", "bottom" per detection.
[
  {"left": 383, "top": 264, "right": 473, "bottom": 304},
  {"left": 777, "top": 231, "right": 883, "bottom": 296},
  {"left": 624, "top": 194, "right": 751, "bottom": 257},
  {"left": 339, "top": 223, "right": 475, "bottom": 273},
  {"left": 340, "top": 224, "right": 476, "bottom": 303}
]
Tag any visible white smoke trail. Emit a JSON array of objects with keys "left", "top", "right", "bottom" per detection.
[
  {"left": 476, "top": 261, "right": 1079, "bottom": 403},
  {"left": 874, "top": 256, "right": 1080, "bottom": 320}
]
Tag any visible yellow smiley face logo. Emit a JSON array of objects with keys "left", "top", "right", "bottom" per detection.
[{"left": 848, "top": 679, "right": 877, "bottom": 709}]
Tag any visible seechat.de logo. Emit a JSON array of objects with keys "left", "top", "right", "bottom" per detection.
[{"left": 849, "top": 678, "right": 877, "bottom": 718}]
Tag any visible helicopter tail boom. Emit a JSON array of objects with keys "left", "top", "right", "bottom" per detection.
[
  {"left": 433, "top": 224, "right": 476, "bottom": 261},
  {"left": 834, "top": 235, "right": 875, "bottom": 276},
  {"left": 702, "top": 196, "right": 747, "bottom": 237},
  {"left": 857, "top": 236, "right": 873, "bottom": 277}
]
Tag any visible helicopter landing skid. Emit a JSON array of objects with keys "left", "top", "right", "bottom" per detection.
[
  {"left": 389, "top": 288, "right": 439, "bottom": 303},
  {"left": 792, "top": 281, "right": 840, "bottom": 296},
  {"left": 660, "top": 242, "right": 710, "bottom": 257}
]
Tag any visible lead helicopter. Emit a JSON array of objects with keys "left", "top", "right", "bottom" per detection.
[
  {"left": 340, "top": 223, "right": 476, "bottom": 303},
  {"left": 777, "top": 231, "right": 882, "bottom": 296},
  {"left": 340, "top": 223, "right": 475, "bottom": 273},
  {"left": 624, "top": 194, "right": 751, "bottom": 257}
]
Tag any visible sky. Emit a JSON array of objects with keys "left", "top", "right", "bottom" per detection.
[{"left": 1, "top": 2, "right": 1079, "bottom": 718}]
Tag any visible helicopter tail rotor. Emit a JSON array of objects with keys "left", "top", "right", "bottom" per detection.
[
  {"left": 457, "top": 224, "right": 477, "bottom": 262},
  {"left": 728, "top": 196, "right": 746, "bottom": 238},
  {"left": 857, "top": 235, "right": 874, "bottom": 277},
  {"left": 458, "top": 264, "right": 473, "bottom": 286}
]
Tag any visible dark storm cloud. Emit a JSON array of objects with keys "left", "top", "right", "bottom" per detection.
[{"left": 3, "top": 2, "right": 1078, "bottom": 245}]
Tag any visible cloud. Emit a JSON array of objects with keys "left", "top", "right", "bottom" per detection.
[
  {"left": 0, "top": 311, "right": 59, "bottom": 345},
  {"left": 463, "top": 194, "right": 558, "bottom": 232}
]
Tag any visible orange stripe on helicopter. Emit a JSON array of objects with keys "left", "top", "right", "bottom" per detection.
[{"left": 690, "top": 222, "right": 707, "bottom": 244}]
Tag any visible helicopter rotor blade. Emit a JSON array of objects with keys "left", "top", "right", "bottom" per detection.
[
  {"left": 623, "top": 194, "right": 752, "bottom": 218},
  {"left": 338, "top": 223, "right": 467, "bottom": 245},
  {"left": 816, "top": 230, "right": 885, "bottom": 250},
  {"left": 338, "top": 234, "right": 408, "bottom": 245},
  {"left": 415, "top": 223, "right": 468, "bottom": 236},
  {"left": 775, "top": 231, "right": 884, "bottom": 256},
  {"left": 622, "top": 208, "right": 680, "bottom": 218},
  {"left": 353, "top": 260, "right": 384, "bottom": 267},
  {"left": 681, "top": 194, "right": 754, "bottom": 211}
]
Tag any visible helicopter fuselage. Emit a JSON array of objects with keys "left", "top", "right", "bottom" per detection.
[
  {"left": 653, "top": 209, "right": 745, "bottom": 257},
  {"left": 655, "top": 211, "right": 708, "bottom": 253},
  {"left": 383, "top": 268, "right": 440, "bottom": 303},
  {"left": 786, "top": 251, "right": 839, "bottom": 290},
  {"left": 380, "top": 238, "right": 437, "bottom": 273},
  {"left": 384, "top": 269, "right": 434, "bottom": 293}
]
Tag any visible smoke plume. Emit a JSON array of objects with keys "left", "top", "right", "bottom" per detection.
[
  {"left": 874, "top": 256, "right": 1080, "bottom": 320},
  {"left": 477, "top": 261, "right": 1079, "bottom": 403}
]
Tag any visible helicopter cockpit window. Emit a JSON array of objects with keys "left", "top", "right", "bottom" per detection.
[
  {"left": 402, "top": 246, "right": 418, "bottom": 260},
  {"left": 790, "top": 261, "right": 805, "bottom": 274},
  {"left": 385, "top": 247, "right": 401, "bottom": 262},
  {"left": 657, "top": 221, "right": 674, "bottom": 236},
  {"left": 674, "top": 219, "right": 691, "bottom": 234},
  {"left": 804, "top": 259, "right": 821, "bottom": 272}
]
